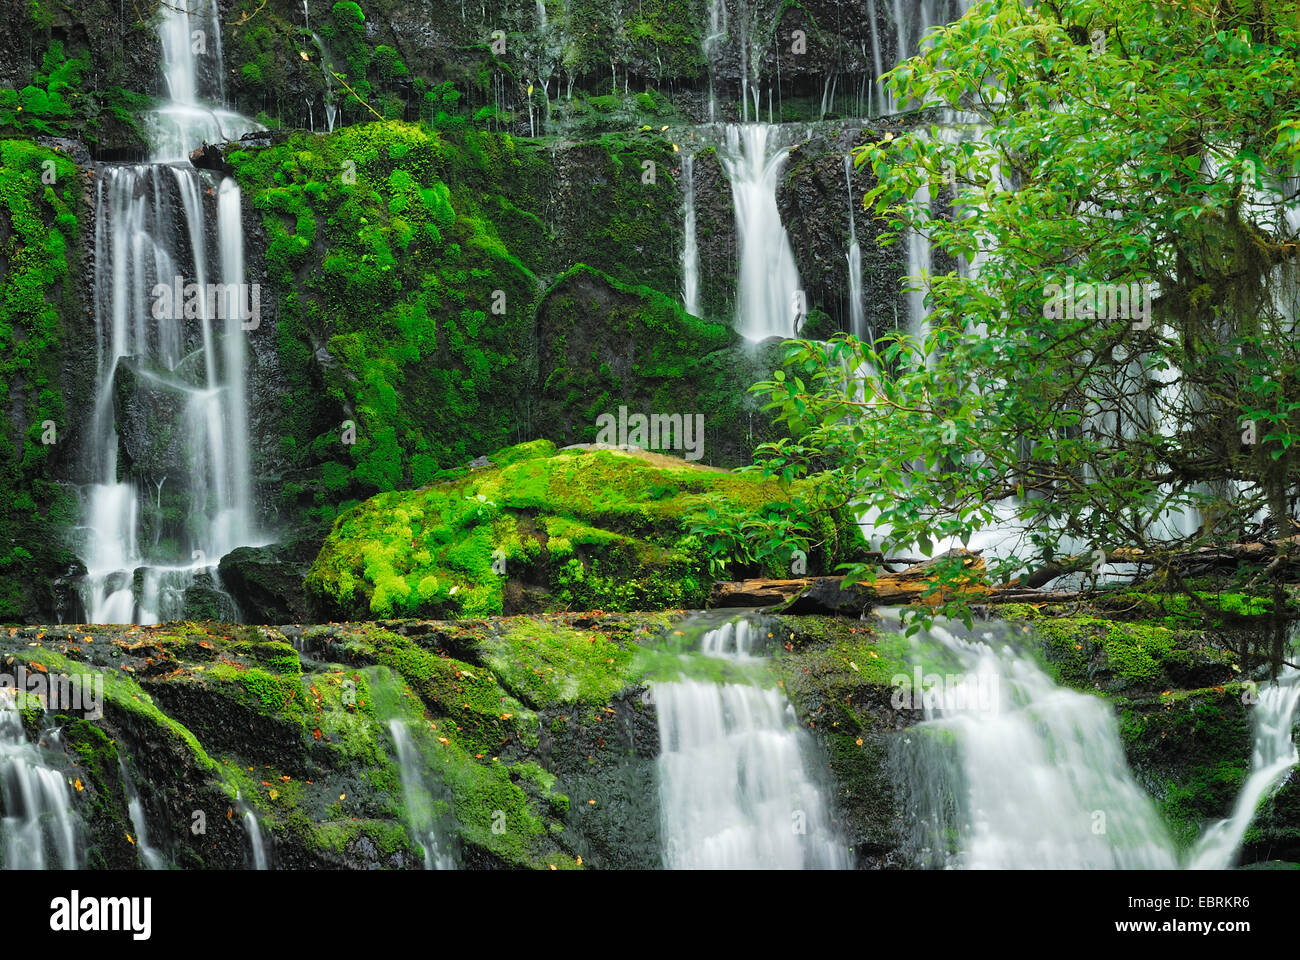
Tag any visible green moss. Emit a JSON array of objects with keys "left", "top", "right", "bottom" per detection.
[
  {"left": 1116, "top": 686, "right": 1251, "bottom": 850},
  {"left": 9, "top": 646, "right": 217, "bottom": 774},
  {"left": 305, "top": 445, "right": 862, "bottom": 619},
  {"left": 1001, "top": 605, "right": 1236, "bottom": 691},
  {"left": 479, "top": 618, "right": 637, "bottom": 707},
  {"left": 0, "top": 140, "right": 82, "bottom": 621}
]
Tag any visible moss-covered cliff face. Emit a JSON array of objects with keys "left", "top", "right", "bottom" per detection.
[
  {"left": 0, "top": 599, "right": 1294, "bottom": 869},
  {"left": 2, "top": 0, "right": 922, "bottom": 156},
  {"left": 225, "top": 121, "right": 773, "bottom": 558},
  {"left": 0, "top": 614, "right": 674, "bottom": 868},
  {"left": 0, "top": 139, "right": 85, "bottom": 622},
  {"left": 0, "top": 1, "right": 155, "bottom": 158},
  {"left": 0, "top": 610, "right": 885, "bottom": 870}
]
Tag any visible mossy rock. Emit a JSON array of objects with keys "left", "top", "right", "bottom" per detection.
[{"left": 304, "top": 441, "right": 867, "bottom": 621}]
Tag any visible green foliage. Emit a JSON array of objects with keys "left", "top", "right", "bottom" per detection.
[{"left": 732, "top": 0, "right": 1300, "bottom": 633}]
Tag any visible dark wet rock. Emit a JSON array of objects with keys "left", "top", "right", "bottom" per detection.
[{"left": 219, "top": 544, "right": 312, "bottom": 625}]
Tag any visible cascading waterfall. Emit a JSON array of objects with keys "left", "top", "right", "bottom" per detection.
[
  {"left": 681, "top": 152, "right": 701, "bottom": 317},
  {"left": 388, "top": 719, "right": 456, "bottom": 869},
  {"left": 1189, "top": 629, "right": 1300, "bottom": 869},
  {"left": 0, "top": 691, "right": 80, "bottom": 869},
  {"left": 652, "top": 613, "right": 849, "bottom": 869},
  {"left": 76, "top": 0, "right": 264, "bottom": 624},
  {"left": 892, "top": 613, "right": 1300, "bottom": 869},
  {"left": 721, "top": 124, "right": 804, "bottom": 341},
  {"left": 148, "top": 0, "right": 254, "bottom": 162}
]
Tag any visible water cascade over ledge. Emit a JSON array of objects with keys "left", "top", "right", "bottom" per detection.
[
  {"left": 890, "top": 613, "right": 1300, "bottom": 869},
  {"left": 75, "top": 0, "right": 264, "bottom": 624},
  {"left": 651, "top": 612, "right": 849, "bottom": 869}
]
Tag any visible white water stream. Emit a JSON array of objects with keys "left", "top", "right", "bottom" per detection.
[
  {"left": 892, "top": 614, "right": 1300, "bottom": 869},
  {"left": 653, "top": 614, "right": 849, "bottom": 869}
]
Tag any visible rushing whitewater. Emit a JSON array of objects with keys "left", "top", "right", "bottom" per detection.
[
  {"left": 0, "top": 691, "right": 80, "bottom": 869},
  {"left": 891, "top": 613, "right": 1300, "bottom": 869},
  {"left": 76, "top": 0, "right": 263, "bottom": 623},
  {"left": 722, "top": 124, "right": 804, "bottom": 341},
  {"left": 653, "top": 614, "right": 849, "bottom": 869}
]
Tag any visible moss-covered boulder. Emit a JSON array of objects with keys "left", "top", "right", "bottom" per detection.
[{"left": 304, "top": 440, "right": 868, "bottom": 621}]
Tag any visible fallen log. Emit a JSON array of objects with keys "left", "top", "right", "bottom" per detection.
[
  {"left": 1022, "top": 536, "right": 1300, "bottom": 587},
  {"left": 709, "top": 549, "right": 1001, "bottom": 615}
]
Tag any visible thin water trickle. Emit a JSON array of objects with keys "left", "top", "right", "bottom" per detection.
[
  {"left": 388, "top": 719, "right": 456, "bottom": 869},
  {"left": 681, "top": 152, "right": 701, "bottom": 317},
  {"left": 844, "top": 155, "right": 867, "bottom": 341},
  {"left": 235, "top": 793, "right": 269, "bottom": 870},
  {"left": 119, "top": 758, "right": 166, "bottom": 869}
]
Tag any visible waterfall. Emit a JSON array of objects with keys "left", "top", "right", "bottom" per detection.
[
  {"left": 652, "top": 613, "right": 849, "bottom": 869},
  {"left": 1189, "top": 633, "right": 1300, "bottom": 869},
  {"left": 0, "top": 691, "right": 80, "bottom": 869},
  {"left": 893, "top": 613, "right": 1300, "bottom": 869},
  {"left": 681, "top": 153, "right": 701, "bottom": 317},
  {"left": 844, "top": 156, "right": 867, "bottom": 341},
  {"left": 235, "top": 794, "right": 269, "bottom": 869},
  {"left": 904, "top": 178, "right": 933, "bottom": 340},
  {"left": 148, "top": 0, "right": 256, "bottom": 161},
  {"left": 867, "top": 0, "right": 973, "bottom": 117},
  {"left": 309, "top": 34, "right": 337, "bottom": 133},
  {"left": 77, "top": 0, "right": 263, "bottom": 624},
  {"left": 703, "top": 0, "right": 727, "bottom": 121},
  {"left": 721, "top": 124, "right": 803, "bottom": 341},
  {"left": 119, "top": 758, "right": 165, "bottom": 869},
  {"left": 388, "top": 720, "right": 456, "bottom": 869}
]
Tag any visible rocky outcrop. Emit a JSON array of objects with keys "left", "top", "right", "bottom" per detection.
[
  {"left": 777, "top": 121, "right": 911, "bottom": 338},
  {"left": 219, "top": 544, "right": 312, "bottom": 624}
]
